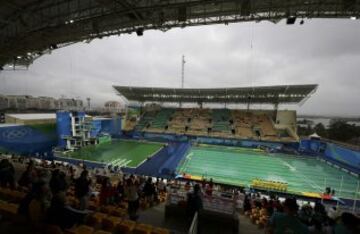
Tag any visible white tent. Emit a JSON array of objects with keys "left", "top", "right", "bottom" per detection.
[{"left": 309, "top": 133, "right": 321, "bottom": 140}]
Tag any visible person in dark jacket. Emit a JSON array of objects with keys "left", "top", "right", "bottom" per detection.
[
  {"left": 0, "top": 159, "right": 15, "bottom": 188},
  {"left": 187, "top": 184, "right": 203, "bottom": 217},
  {"left": 74, "top": 170, "right": 92, "bottom": 210}
]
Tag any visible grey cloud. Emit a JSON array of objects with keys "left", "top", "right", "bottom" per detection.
[{"left": 0, "top": 19, "right": 359, "bottom": 116}]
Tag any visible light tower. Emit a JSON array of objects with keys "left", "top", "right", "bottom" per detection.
[
  {"left": 86, "top": 97, "right": 91, "bottom": 111},
  {"left": 181, "top": 55, "right": 185, "bottom": 88},
  {"left": 180, "top": 55, "right": 185, "bottom": 107}
]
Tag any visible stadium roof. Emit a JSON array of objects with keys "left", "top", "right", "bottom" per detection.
[
  {"left": 114, "top": 84, "right": 318, "bottom": 105},
  {"left": 1, "top": 0, "right": 359, "bottom": 68}
]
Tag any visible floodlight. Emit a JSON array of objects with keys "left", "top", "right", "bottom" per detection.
[
  {"left": 286, "top": 16, "right": 296, "bottom": 25},
  {"left": 49, "top": 44, "right": 58, "bottom": 49},
  {"left": 136, "top": 28, "right": 144, "bottom": 36},
  {"left": 350, "top": 16, "right": 357, "bottom": 20}
]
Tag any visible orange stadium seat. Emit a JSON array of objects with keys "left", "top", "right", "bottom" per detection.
[
  {"left": 115, "top": 219, "right": 136, "bottom": 234},
  {"left": 151, "top": 227, "right": 170, "bottom": 234},
  {"left": 133, "top": 223, "right": 153, "bottom": 234}
]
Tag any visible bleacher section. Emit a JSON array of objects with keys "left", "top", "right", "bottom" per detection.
[
  {"left": 167, "top": 109, "right": 189, "bottom": 134},
  {"left": 134, "top": 111, "right": 156, "bottom": 131},
  {"left": 210, "top": 109, "right": 232, "bottom": 137},
  {"left": 147, "top": 109, "right": 175, "bottom": 132},
  {"left": 187, "top": 109, "right": 211, "bottom": 136},
  {"left": 132, "top": 108, "right": 298, "bottom": 142}
]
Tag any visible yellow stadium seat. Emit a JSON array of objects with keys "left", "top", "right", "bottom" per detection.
[
  {"left": 151, "top": 227, "right": 170, "bottom": 234},
  {"left": 111, "top": 208, "right": 126, "bottom": 217},
  {"left": 74, "top": 225, "right": 94, "bottom": 234},
  {"left": 102, "top": 216, "right": 121, "bottom": 231},
  {"left": 116, "top": 220, "right": 136, "bottom": 234},
  {"left": 93, "top": 231, "right": 111, "bottom": 234},
  {"left": 133, "top": 223, "right": 153, "bottom": 234},
  {"left": 44, "top": 224, "right": 64, "bottom": 234}
]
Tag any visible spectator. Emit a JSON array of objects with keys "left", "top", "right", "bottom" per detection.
[
  {"left": 28, "top": 181, "right": 51, "bottom": 225},
  {"left": 0, "top": 159, "right": 15, "bottom": 188},
  {"left": 74, "top": 170, "right": 92, "bottom": 210},
  {"left": 47, "top": 191, "right": 87, "bottom": 229},
  {"left": 334, "top": 212, "right": 360, "bottom": 234},
  {"left": 125, "top": 178, "right": 139, "bottom": 220},
  {"left": 49, "top": 169, "right": 68, "bottom": 195},
  {"left": 157, "top": 178, "right": 166, "bottom": 194},
  {"left": 99, "top": 177, "right": 114, "bottom": 205},
  {"left": 187, "top": 184, "right": 203, "bottom": 218},
  {"left": 18, "top": 160, "right": 37, "bottom": 188},
  {"left": 115, "top": 180, "right": 124, "bottom": 203},
  {"left": 143, "top": 177, "right": 155, "bottom": 204},
  {"left": 267, "top": 198, "right": 309, "bottom": 234}
]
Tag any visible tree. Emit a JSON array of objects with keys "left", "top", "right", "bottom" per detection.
[
  {"left": 314, "top": 123, "right": 327, "bottom": 138},
  {"left": 327, "top": 121, "right": 357, "bottom": 142}
]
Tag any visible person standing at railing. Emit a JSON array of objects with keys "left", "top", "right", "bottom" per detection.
[{"left": 186, "top": 184, "right": 203, "bottom": 223}]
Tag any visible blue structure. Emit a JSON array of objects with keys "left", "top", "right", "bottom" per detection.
[
  {"left": 299, "top": 139, "right": 360, "bottom": 174},
  {"left": 91, "top": 117, "right": 122, "bottom": 137},
  {"left": 0, "top": 124, "right": 57, "bottom": 156},
  {"left": 56, "top": 111, "right": 72, "bottom": 148}
]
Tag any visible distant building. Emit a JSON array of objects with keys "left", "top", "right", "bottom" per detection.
[
  {"left": 0, "top": 94, "right": 83, "bottom": 111},
  {"left": 104, "top": 101, "right": 123, "bottom": 112}
]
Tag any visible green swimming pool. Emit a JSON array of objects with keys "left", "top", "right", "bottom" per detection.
[
  {"left": 177, "top": 145, "right": 359, "bottom": 199},
  {"left": 64, "top": 140, "right": 164, "bottom": 168}
]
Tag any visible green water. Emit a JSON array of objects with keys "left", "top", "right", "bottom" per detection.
[
  {"left": 177, "top": 145, "right": 359, "bottom": 199},
  {"left": 66, "top": 140, "right": 164, "bottom": 168}
]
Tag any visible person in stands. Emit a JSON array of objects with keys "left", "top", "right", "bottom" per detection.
[
  {"left": 266, "top": 197, "right": 309, "bottom": 234},
  {"left": 143, "top": 177, "right": 155, "bottom": 205},
  {"left": 0, "top": 158, "right": 15, "bottom": 188},
  {"left": 334, "top": 212, "right": 360, "bottom": 234},
  {"left": 187, "top": 184, "right": 203, "bottom": 218},
  {"left": 18, "top": 160, "right": 37, "bottom": 188},
  {"left": 99, "top": 177, "right": 114, "bottom": 205},
  {"left": 49, "top": 169, "right": 68, "bottom": 195},
  {"left": 125, "top": 177, "right": 140, "bottom": 220},
  {"left": 74, "top": 170, "right": 92, "bottom": 210}
]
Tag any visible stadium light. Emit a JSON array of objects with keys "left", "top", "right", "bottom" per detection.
[
  {"left": 286, "top": 16, "right": 297, "bottom": 25},
  {"left": 49, "top": 44, "right": 58, "bottom": 50},
  {"left": 350, "top": 16, "right": 357, "bottom": 20},
  {"left": 136, "top": 27, "right": 144, "bottom": 36},
  {"left": 17, "top": 56, "right": 21, "bottom": 59}
]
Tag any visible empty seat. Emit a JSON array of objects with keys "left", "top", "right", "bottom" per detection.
[
  {"left": 74, "top": 225, "right": 94, "bottom": 234},
  {"left": 115, "top": 219, "right": 136, "bottom": 234},
  {"left": 151, "top": 227, "right": 170, "bottom": 234},
  {"left": 102, "top": 216, "right": 121, "bottom": 231},
  {"left": 133, "top": 223, "right": 153, "bottom": 234}
]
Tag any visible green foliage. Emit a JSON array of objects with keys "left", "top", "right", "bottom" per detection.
[
  {"left": 314, "top": 123, "right": 327, "bottom": 138},
  {"left": 328, "top": 121, "right": 360, "bottom": 142}
]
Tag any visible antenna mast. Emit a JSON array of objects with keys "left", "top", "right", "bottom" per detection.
[{"left": 181, "top": 55, "right": 185, "bottom": 88}]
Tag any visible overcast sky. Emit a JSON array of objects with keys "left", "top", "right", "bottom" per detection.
[{"left": 0, "top": 19, "right": 359, "bottom": 116}]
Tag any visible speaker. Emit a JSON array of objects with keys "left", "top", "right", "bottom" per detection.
[
  {"left": 178, "top": 7, "right": 187, "bottom": 22},
  {"left": 286, "top": 16, "right": 296, "bottom": 25}
]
